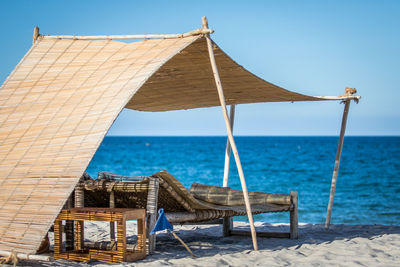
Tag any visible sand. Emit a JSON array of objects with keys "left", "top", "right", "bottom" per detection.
[{"left": 18, "top": 222, "right": 400, "bottom": 266}]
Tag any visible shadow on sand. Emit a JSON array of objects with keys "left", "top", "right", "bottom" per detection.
[{"left": 16, "top": 223, "right": 400, "bottom": 266}]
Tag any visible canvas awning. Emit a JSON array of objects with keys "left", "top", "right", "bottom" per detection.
[{"left": 0, "top": 29, "right": 358, "bottom": 254}]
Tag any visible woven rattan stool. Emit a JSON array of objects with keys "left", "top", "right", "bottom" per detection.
[{"left": 54, "top": 208, "right": 146, "bottom": 263}]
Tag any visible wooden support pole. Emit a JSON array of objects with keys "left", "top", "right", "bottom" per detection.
[
  {"left": 64, "top": 193, "right": 74, "bottom": 251},
  {"left": 116, "top": 218, "right": 127, "bottom": 259},
  {"left": 53, "top": 218, "right": 63, "bottom": 255},
  {"left": 41, "top": 28, "right": 214, "bottom": 40},
  {"left": 202, "top": 16, "right": 258, "bottom": 251},
  {"left": 222, "top": 216, "right": 233, "bottom": 237},
  {"left": 137, "top": 219, "right": 146, "bottom": 253},
  {"left": 74, "top": 186, "right": 84, "bottom": 249},
  {"left": 290, "top": 191, "right": 299, "bottom": 239},
  {"left": 325, "top": 99, "right": 351, "bottom": 229},
  {"left": 74, "top": 220, "right": 84, "bottom": 250},
  {"left": 222, "top": 105, "right": 235, "bottom": 237},
  {"left": 32, "top": 26, "right": 39, "bottom": 44},
  {"left": 223, "top": 105, "right": 236, "bottom": 187},
  {"left": 146, "top": 177, "right": 159, "bottom": 254}
]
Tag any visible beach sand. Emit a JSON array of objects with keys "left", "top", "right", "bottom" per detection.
[{"left": 19, "top": 222, "right": 400, "bottom": 266}]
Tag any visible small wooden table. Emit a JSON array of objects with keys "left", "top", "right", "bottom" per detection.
[{"left": 54, "top": 208, "right": 146, "bottom": 263}]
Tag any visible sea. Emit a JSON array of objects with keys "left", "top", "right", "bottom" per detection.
[{"left": 86, "top": 136, "right": 400, "bottom": 226}]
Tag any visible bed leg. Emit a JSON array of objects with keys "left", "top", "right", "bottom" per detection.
[
  {"left": 222, "top": 217, "right": 233, "bottom": 237},
  {"left": 65, "top": 192, "right": 74, "bottom": 251},
  {"left": 109, "top": 190, "right": 116, "bottom": 249},
  {"left": 290, "top": 191, "right": 298, "bottom": 239},
  {"left": 147, "top": 177, "right": 159, "bottom": 254}
]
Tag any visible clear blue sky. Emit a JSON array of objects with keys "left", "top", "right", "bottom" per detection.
[{"left": 1, "top": 0, "right": 399, "bottom": 136}]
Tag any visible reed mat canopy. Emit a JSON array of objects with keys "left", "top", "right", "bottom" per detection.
[{"left": 0, "top": 28, "right": 358, "bottom": 254}]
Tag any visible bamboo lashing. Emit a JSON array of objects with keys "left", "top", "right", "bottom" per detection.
[
  {"left": 202, "top": 16, "right": 258, "bottom": 251},
  {"left": 41, "top": 28, "right": 214, "bottom": 40},
  {"left": 325, "top": 93, "right": 352, "bottom": 228}
]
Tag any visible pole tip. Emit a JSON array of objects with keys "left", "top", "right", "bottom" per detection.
[
  {"left": 33, "top": 26, "right": 40, "bottom": 42},
  {"left": 344, "top": 87, "right": 356, "bottom": 96},
  {"left": 202, "top": 16, "right": 209, "bottom": 29}
]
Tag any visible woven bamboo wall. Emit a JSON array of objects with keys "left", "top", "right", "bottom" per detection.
[{"left": 0, "top": 36, "right": 198, "bottom": 253}]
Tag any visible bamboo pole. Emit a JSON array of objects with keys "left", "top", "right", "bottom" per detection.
[
  {"left": 223, "top": 105, "right": 236, "bottom": 187},
  {"left": 222, "top": 105, "right": 235, "bottom": 237},
  {"left": 146, "top": 177, "right": 159, "bottom": 254},
  {"left": 167, "top": 230, "right": 196, "bottom": 258},
  {"left": 32, "top": 26, "right": 39, "bottom": 44},
  {"left": 0, "top": 251, "right": 51, "bottom": 262},
  {"left": 325, "top": 99, "right": 351, "bottom": 229},
  {"left": 41, "top": 28, "right": 214, "bottom": 40},
  {"left": 64, "top": 194, "right": 74, "bottom": 251},
  {"left": 202, "top": 16, "right": 258, "bottom": 251},
  {"left": 314, "top": 95, "right": 360, "bottom": 101}
]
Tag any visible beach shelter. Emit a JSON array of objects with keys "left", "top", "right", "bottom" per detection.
[{"left": 0, "top": 17, "right": 359, "bottom": 255}]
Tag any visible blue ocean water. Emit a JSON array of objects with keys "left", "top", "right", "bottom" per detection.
[{"left": 86, "top": 136, "right": 400, "bottom": 225}]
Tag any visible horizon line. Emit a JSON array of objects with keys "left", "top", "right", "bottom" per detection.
[{"left": 105, "top": 135, "right": 400, "bottom": 137}]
